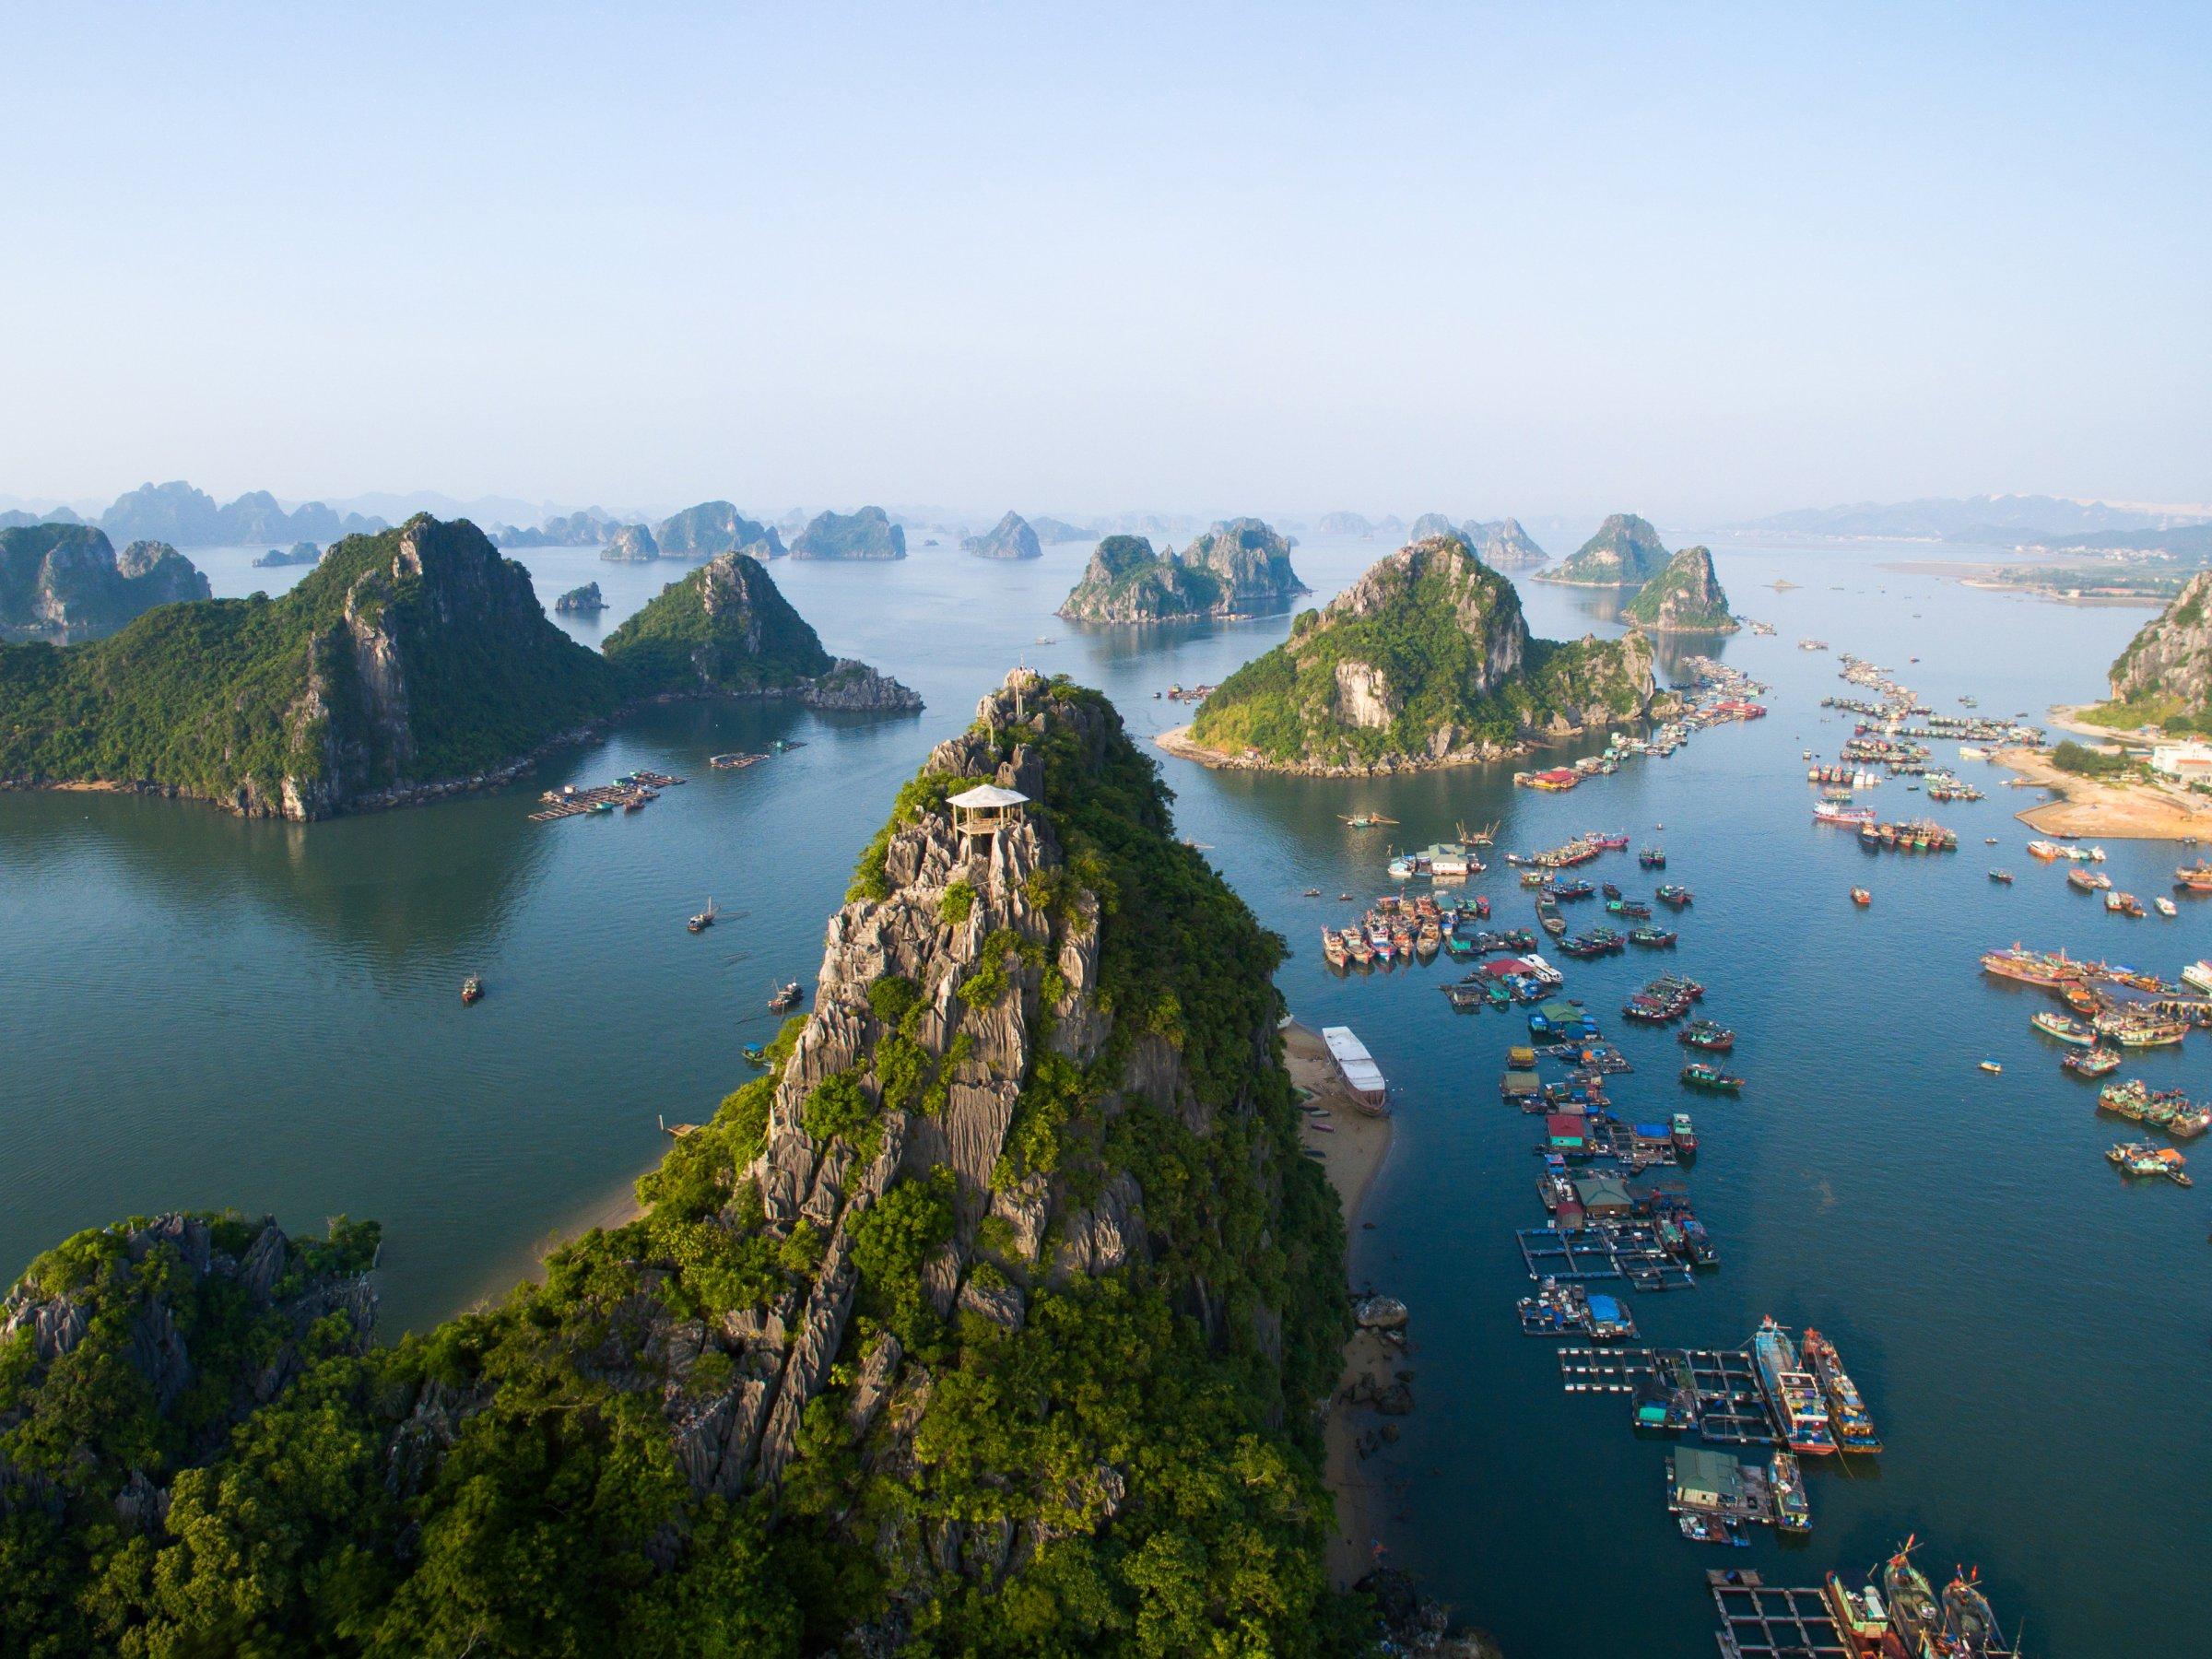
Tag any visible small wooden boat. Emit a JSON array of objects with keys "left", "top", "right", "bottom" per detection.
[
  {"left": 1988, "top": 869, "right": 2013, "bottom": 884},
  {"left": 769, "top": 980, "right": 804, "bottom": 1013},
  {"left": 1850, "top": 888, "right": 1872, "bottom": 907},
  {"left": 688, "top": 898, "right": 717, "bottom": 933},
  {"left": 1978, "top": 1061, "right": 2003, "bottom": 1075},
  {"left": 461, "top": 975, "right": 484, "bottom": 1005},
  {"left": 740, "top": 1042, "right": 769, "bottom": 1067}
]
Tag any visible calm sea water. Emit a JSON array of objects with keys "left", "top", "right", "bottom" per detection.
[{"left": 2, "top": 532, "right": 2200, "bottom": 1655}]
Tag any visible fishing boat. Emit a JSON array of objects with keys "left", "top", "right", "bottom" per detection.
[
  {"left": 2155, "top": 895, "right": 2177, "bottom": 917},
  {"left": 1979, "top": 945, "right": 2086, "bottom": 989},
  {"left": 1812, "top": 802, "right": 1877, "bottom": 827},
  {"left": 1883, "top": 1541, "right": 1942, "bottom": 1653},
  {"left": 739, "top": 1041, "right": 768, "bottom": 1067},
  {"left": 1679, "top": 1019, "right": 1735, "bottom": 1053},
  {"left": 2067, "top": 866, "right": 2112, "bottom": 893},
  {"left": 2063, "top": 1047, "right": 2122, "bottom": 1079},
  {"left": 1680, "top": 1063, "right": 1744, "bottom": 1093},
  {"left": 769, "top": 980, "right": 804, "bottom": 1013},
  {"left": 1767, "top": 1451, "right": 1811, "bottom": 1533},
  {"left": 2107, "top": 1140, "right": 2192, "bottom": 1185},
  {"left": 2175, "top": 862, "right": 2212, "bottom": 893},
  {"left": 1751, "top": 1316, "right": 1836, "bottom": 1455},
  {"left": 1654, "top": 884, "right": 1692, "bottom": 908},
  {"left": 2030, "top": 1010, "right": 2095, "bottom": 1046},
  {"left": 460, "top": 975, "right": 484, "bottom": 1005},
  {"left": 1798, "top": 1329, "right": 1882, "bottom": 1453},
  {"left": 688, "top": 898, "right": 718, "bottom": 933},
  {"left": 1988, "top": 868, "right": 2013, "bottom": 884},
  {"left": 1671, "top": 1112, "right": 1697, "bottom": 1155},
  {"left": 1941, "top": 1566, "right": 2003, "bottom": 1653},
  {"left": 1638, "top": 847, "right": 1666, "bottom": 868},
  {"left": 1850, "top": 887, "right": 1872, "bottom": 906},
  {"left": 1321, "top": 929, "right": 1349, "bottom": 968},
  {"left": 1338, "top": 813, "right": 1398, "bottom": 829},
  {"left": 1629, "top": 926, "right": 1677, "bottom": 949},
  {"left": 1978, "top": 1060, "right": 2002, "bottom": 1074}
]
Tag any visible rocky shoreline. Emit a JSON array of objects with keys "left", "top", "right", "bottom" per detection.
[
  {"left": 1156, "top": 720, "right": 1651, "bottom": 778},
  {"left": 1, "top": 663, "right": 921, "bottom": 821}
]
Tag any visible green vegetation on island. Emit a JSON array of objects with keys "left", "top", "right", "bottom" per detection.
[
  {"left": 1057, "top": 518, "right": 1307, "bottom": 623},
  {"left": 604, "top": 550, "right": 920, "bottom": 710},
  {"left": 1620, "top": 545, "right": 1736, "bottom": 633},
  {"left": 655, "top": 500, "right": 786, "bottom": 559},
  {"left": 1534, "top": 512, "right": 1670, "bottom": 587},
  {"left": 0, "top": 671, "right": 1376, "bottom": 1656},
  {"left": 1188, "top": 533, "right": 1664, "bottom": 771},
  {"left": 960, "top": 511, "right": 1043, "bottom": 560},
  {"left": 0, "top": 524, "right": 211, "bottom": 641},
  {"left": 2078, "top": 571, "right": 2212, "bottom": 735},
  {"left": 0, "top": 515, "right": 618, "bottom": 815},
  {"left": 789, "top": 506, "right": 906, "bottom": 560},
  {"left": 0, "top": 519, "right": 918, "bottom": 818}
]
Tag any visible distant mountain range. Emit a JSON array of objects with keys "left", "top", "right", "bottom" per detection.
[{"left": 1727, "top": 494, "right": 2206, "bottom": 544}]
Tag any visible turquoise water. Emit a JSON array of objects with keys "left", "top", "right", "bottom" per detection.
[{"left": 2, "top": 534, "right": 2200, "bottom": 1654}]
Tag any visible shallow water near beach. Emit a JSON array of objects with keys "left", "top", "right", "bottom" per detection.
[{"left": 2, "top": 532, "right": 2201, "bottom": 1655}]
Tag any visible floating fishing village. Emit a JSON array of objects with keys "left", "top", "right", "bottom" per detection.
[{"left": 1294, "top": 611, "right": 2212, "bottom": 1656}]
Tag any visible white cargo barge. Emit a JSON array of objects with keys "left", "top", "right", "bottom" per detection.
[{"left": 1321, "top": 1025, "right": 1388, "bottom": 1114}]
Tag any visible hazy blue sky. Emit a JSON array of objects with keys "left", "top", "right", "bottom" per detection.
[{"left": 6, "top": 3, "right": 2206, "bottom": 524}]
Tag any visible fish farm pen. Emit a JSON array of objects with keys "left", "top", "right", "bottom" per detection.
[
  {"left": 1516, "top": 1224, "right": 1698, "bottom": 1290},
  {"left": 1706, "top": 1571, "right": 2019, "bottom": 1658},
  {"left": 1558, "top": 1347, "right": 1779, "bottom": 1446}
]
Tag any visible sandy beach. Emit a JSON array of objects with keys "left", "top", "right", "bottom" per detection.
[
  {"left": 1994, "top": 745, "right": 2212, "bottom": 840},
  {"left": 1281, "top": 1018, "right": 1403, "bottom": 1588}
]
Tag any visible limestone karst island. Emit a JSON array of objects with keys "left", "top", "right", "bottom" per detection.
[{"left": 5, "top": 8, "right": 2205, "bottom": 1656}]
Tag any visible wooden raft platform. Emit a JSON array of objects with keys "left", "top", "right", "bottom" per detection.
[
  {"left": 528, "top": 771, "right": 688, "bottom": 822},
  {"left": 1516, "top": 1224, "right": 1697, "bottom": 1291},
  {"left": 1559, "top": 1347, "right": 1776, "bottom": 1446},
  {"left": 1708, "top": 1575, "right": 1851, "bottom": 1658}
]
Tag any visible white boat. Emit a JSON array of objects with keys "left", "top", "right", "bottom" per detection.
[
  {"left": 2183, "top": 960, "right": 2212, "bottom": 995},
  {"left": 1813, "top": 803, "right": 1877, "bottom": 827},
  {"left": 1321, "top": 1026, "right": 1388, "bottom": 1113},
  {"left": 2155, "top": 896, "right": 2177, "bottom": 918}
]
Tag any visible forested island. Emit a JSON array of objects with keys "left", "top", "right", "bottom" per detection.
[
  {"left": 0, "top": 524, "right": 211, "bottom": 641},
  {"left": 656, "top": 500, "right": 787, "bottom": 559},
  {"left": 606, "top": 551, "right": 920, "bottom": 710},
  {"left": 1619, "top": 545, "right": 1735, "bottom": 633},
  {"left": 1532, "top": 512, "right": 1669, "bottom": 587},
  {"left": 1174, "top": 533, "right": 1667, "bottom": 773},
  {"left": 790, "top": 506, "right": 906, "bottom": 559},
  {"left": 961, "top": 511, "right": 1043, "bottom": 559},
  {"left": 1056, "top": 518, "right": 1308, "bottom": 623},
  {"left": 0, "top": 669, "right": 1413, "bottom": 1655},
  {"left": 0, "top": 517, "right": 914, "bottom": 819}
]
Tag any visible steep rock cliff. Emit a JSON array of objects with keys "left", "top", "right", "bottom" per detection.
[
  {"left": 656, "top": 500, "right": 787, "bottom": 559},
  {"left": 0, "top": 672, "right": 1356, "bottom": 1654},
  {"left": 0, "top": 524, "right": 211, "bottom": 641},
  {"left": 2106, "top": 571, "right": 2212, "bottom": 720},
  {"left": 604, "top": 549, "right": 921, "bottom": 710},
  {"left": 961, "top": 511, "right": 1043, "bottom": 560},
  {"left": 1621, "top": 545, "right": 1736, "bottom": 633},
  {"left": 0, "top": 515, "right": 619, "bottom": 817},
  {"left": 1535, "top": 512, "right": 1669, "bottom": 587},
  {"left": 1189, "top": 534, "right": 1667, "bottom": 771},
  {"left": 1056, "top": 519, "right": 1307, "bottom": 623}
]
